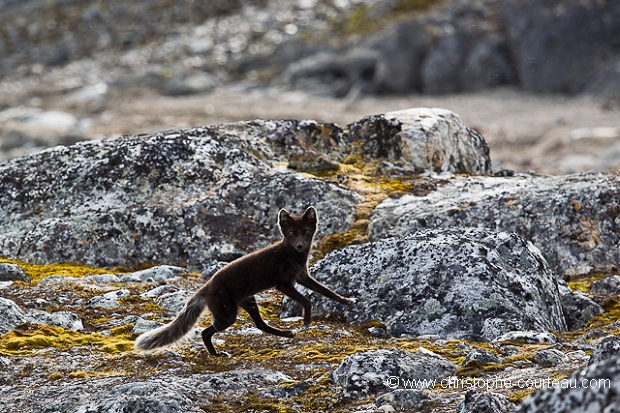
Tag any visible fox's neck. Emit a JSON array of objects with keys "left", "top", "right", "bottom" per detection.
[{"left": 278, "top": 241, "right": 310, "bottom": 264}]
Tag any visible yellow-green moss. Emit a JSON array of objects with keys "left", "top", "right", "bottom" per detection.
[
  {"left": 0, "top": 325, "right": 134, "bottom": 356},
  {"left": 68, "top": 371, "right": 88, "bottom": 379},
  {"left": 566, "top": 272, "right": 608, "bottom": 293},
  {"left": 48, "top": 372, "right": 63, "bottom": 380},
  {"left": 0, "top": 258, "right": 110, "bottom": 283},
  {"left": 586, "top": 297, "right": 620, "bottom": 328}
]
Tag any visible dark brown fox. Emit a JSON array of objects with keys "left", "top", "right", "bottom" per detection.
[{"left": 134, "top": 206, "right": 355, "bottom": 356}]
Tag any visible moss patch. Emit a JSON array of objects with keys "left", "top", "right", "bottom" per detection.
[
  {"left": 0, "top": 257, "right": 111, "bottom": 283},
  {"left": 0, "top": 324, "right": 135, "bottom": 356}
]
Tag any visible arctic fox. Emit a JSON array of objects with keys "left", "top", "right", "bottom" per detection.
[{"left": 134, "top": 206, "right": 355, "bottom": 356}]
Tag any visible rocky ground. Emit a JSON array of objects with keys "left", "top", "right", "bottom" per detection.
[
  {"left": 1, "top": 107, "right": 620, "bottom": 412},
  {"left": 1, "top": 0, "right": 620, "bottom": 411}
]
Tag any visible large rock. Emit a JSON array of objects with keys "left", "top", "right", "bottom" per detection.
[
  {"left": 214, "top": 108, "right": 492, "bottom": 176},
  {"left": 283, "top": 228, "right": 567, "bottom": 340},
  {"left": 332, "top": 347, "right": 456, "bottom": 398},
  {"left": 369, "top": 173, "right": 620, "bottom": 277},
  {"left": 347, "top": 108, "right": 492, "bottom": 175},
  {"left": 517, "top": 355, "right": 620, "bottom": 413},
  {"left": 0, "top": 297, "right": 83, "bottom": 334},
  {"left": 501, "top": 0, "right": 620, "bottom": 95},
  {"left": 0, "top": 127, "right": 360, "bottom": 270}
]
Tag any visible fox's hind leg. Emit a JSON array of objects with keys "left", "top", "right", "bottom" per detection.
[
  {"left": 201, "top": 296, "right": 237, "bottom": 356},
  {"left": 240, "top": 296, "right": 295, "bottom": 338}
]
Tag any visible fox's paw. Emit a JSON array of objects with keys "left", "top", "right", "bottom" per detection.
[
  {"left": 344, "top": 297, "right": 357, "bottom": 305},
  {"left": 213, "top": 351, "right": 231, "bottom": 358}
]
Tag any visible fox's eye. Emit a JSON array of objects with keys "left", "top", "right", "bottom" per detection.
[
  {"left": 304, "top": 229, "right": 312, "bottom": 235},
  {"left": 288, "top": 231, "right": 295, "bottom": 236}
]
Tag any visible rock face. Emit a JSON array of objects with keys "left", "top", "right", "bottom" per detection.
[
  {"left": 517, "top": 355, "right": 620, "bottom": 413},
  {"left": 284, "top": 228, "right": 567, "bottom": 340},
  {"left": 457, "top": 391, "right": 516, "bottom": 413},
  {"left": 0, "top": 297, "right": 83, "bottom": 334},
  {"left": 501, "top": 0, "right": 620, "bottom": 95},
  {"left": 332, "top": 347, "right": 456, "bottom": 398},
  {"left": 369, "top": 173, "right": 620, "bottom": 277},
  {"left": 0, "top": 128, "right": 360, "bottom": 270},
  {"left": 350, "top": 108, "right": 491, "bottom": 175},
  {"left": 0, "top": 108, "right": 494, "bottom": 270}
]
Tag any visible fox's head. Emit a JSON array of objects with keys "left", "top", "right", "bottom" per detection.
[{"left": 278, "top": 206, "right": 318, "bottom": 253}]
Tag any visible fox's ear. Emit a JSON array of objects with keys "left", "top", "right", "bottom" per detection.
[
  {"left": 303, "top": 206, "right": 318, "bottom": 223},
  {"left": 278, "top": 209, "right": 292, "bottom": 232}
]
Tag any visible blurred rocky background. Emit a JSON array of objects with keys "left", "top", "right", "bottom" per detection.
[{"left": 0, "top": 0, "right": 619, "bottom": 173}]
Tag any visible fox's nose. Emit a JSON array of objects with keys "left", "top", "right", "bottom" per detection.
[{"left": 296, "top": 243, "right": 304, "bottom": 251}]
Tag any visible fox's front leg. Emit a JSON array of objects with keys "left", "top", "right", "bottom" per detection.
[
  {"left": 278, "top": 284, "right": 313, "bottom": 326},
  {"left": 297, "top": 271, "right": 356, "bottom": 306}
]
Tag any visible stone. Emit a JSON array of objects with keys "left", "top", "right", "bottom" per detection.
[
  {"left": 157, "top": 290, "right": 194, "bottom": 313},
  {"left": 80, "top": 380, "right": 202, "bottom": 413},
  {"left": 333, "top": 348, "right": 456, "bottom": 398},
  {"left": 120, "top": 266, "right": 188, "bottom": 283},
  {"left": 200, "top": 261, "right": 228, "bottom": 280},
  {"left": 590, "top": 275, "right": 620, "bottom": 296},
  {"left": 493, "top": 331, "right": 557, "bottom": 345},
  {"left": 457, "top": 390, "right": 516, "bottom": 413},
  {"left": 588, "top": 335, "right": 620, "bottom": 366},
  {"left": 421, "top": 31, "right": 469, "bottom": 94},
  {"left": 532, "top": 348, "right": 566, "bottom": 367},
  {"left": 132, "top": 318, "right": 164, "bottom": 334},
  {"left": 501, "top": 0, "right": 620, "bottom": 95},
  {"left": 0, "top": 263, "right": 30, "bottom": 282},
  {"left": 283, "top": 228, "right": 566, "bottom": 340},
  {"left": 369, "top": 173, "right": 620, "bottom": 278},
  {"left": 369, "top": 20, "right": 432, "bottom": 94},
  {"left": 347, "top": 108, "right": 492, "bottom": 175},
  {"left": 517, "top": 354, "right": 620, "bottom": 413},
  {"left": 283, "top": 48, "right": 379, "bottom": 98},
  {"left": 0, "top": 128, "right": 360, "bottom": 271},
  {"left": 0, "top": 297, "right": 27, "bottom": 335},
  {"left": 82, "top": 273, "right": 121, "bottom": 284},
  {"left": 0, "top": 297, "right": 83, "bottom": 334},
  {"left": 196, "top": 369, "right": 293, "bottom": 399},
  {"left": 560, "top": 291, "right": 603, "bottom": 330},
  {"left": 463, "top": 349, "right": 502, "bottom": 366},
  {"left": 375, "top": 389, "right": 429, "bottom": 410},
  {"left": 0, "top": 109, "right": 87, "bottom": 150}
]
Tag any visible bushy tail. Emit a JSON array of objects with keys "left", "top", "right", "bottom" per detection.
[{"left": 134, "top": 294, "right": 208, "bottom": 351}]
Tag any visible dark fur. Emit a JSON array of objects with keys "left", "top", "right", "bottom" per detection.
[{"left": 134, "top": 206, "right": 355, "bottom": 356}]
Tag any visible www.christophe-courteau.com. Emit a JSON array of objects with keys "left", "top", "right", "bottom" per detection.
[{"left": 383, "top": 375, "right": 611, "bottom": 391}]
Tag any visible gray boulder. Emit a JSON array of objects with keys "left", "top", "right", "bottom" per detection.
[
  {"left": 369, "top": 173, "right": 620, "bottom": 278},
  {"left": 375, "top": 389, "right": 429, "bottom": 411},
  {"left": 457, "top": 391, "right": 516, "bottom": 413},
  {"left": 214, "top": 108, "right": 491, "bottom": 176},
  {"left": 0, "top": 297, "right": 27, "bottom": 335},
  {"left": 348, "top": 108, "right": 491, "bottom": 175},
  {"left": 0, "top": 128, "right": 360, "bottom": 270},
  {"left": 590, "top": 275, "right": 620, "bottom": 296},
  {"left": 0, "top": 297, "right": 83, "bottom": 334},
  {"left": 119, "top": 265, "right": 188, "bottom": 283},
  {"left": 588, "top": 335, "right": 620, "bottom": 366},
  {"left": 463, "top": 349, "right": 502, "bottom": 366},
  {"left": 333, "top": 347, "right": 456, "bottom": 398},
  {"left": 532, "top": 348, "right": 566, "bottom": 367},
  {"left": 501, "top": 0, "right": 620, "bottom": 95},
  {"left": 284, "top": 228, "right": 566, "bottom": 340},
  {"left": 517, "top": 354, "right": 620, "bottom": 413},
  {"left": 196, "top": 369, "right": 293, "bottom": 399},
  {"left": 0, "top": 263, "right": 30, "bottom": 282},
  {"left": 560, "top": 291, "right": 603, "bottom": 331}
]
